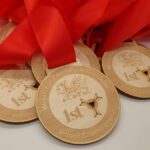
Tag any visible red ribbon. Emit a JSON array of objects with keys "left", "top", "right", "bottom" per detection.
[
  {"left": 0, "top": 0, "right": 77, "bottom": 68},
  {"left": 0, "top": 0, "right": 150, "bottom": 68},
  {"left": 100, "top": 0, "right": 150, "bottom": 54},
  {"left": 133, "top": 25, "right": 150, "bottom": 40}
]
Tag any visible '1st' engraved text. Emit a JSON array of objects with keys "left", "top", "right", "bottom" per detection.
[
  {"left": 11, "top": 92, "right": 30, "bottom": 106},
  {"left": 63, "top": 107, "right": 84, "bottom": 123}
]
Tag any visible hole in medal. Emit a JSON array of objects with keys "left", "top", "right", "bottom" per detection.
[
  {"left": 143, "top": 71, "right": 148, "bottom": 76},
  {"left": 89, "top": 102, "right": 95, "bottom": 108},
  {"left": 33, "top": 82, "right": 39, "bottom": 88}
]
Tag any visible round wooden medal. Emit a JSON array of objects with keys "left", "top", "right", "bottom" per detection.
[
  {"left": 0, "top": 66, "right": 38, "bottom": 123},
  {"left": 31, "top": 43, "right": 101, "bottom": 83},
  {"left": 36, "top": 66, "right": 120, "bottom": 144},
  {"left": 102, "top": 42, "right": 150, "bottom": 98}
]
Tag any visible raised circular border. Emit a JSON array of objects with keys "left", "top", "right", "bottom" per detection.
[
  {"left": 36, "top": 66, "right": 120, "bottom": 144},
  {"left": 0, "top": 105, "right": 37, "bottom": 123}
]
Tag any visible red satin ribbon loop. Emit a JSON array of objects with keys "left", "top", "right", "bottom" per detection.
[
  {"left": 24, "top": 0, "right": 76, "bottom": 67},
  {"left": 0, "top": 0, "right": 150, "bottom": 67}
]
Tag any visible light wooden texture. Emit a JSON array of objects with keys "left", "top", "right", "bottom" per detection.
[
  {"left": 36, "top": 66, "right": 120, "bottom": 144},
  {"left": 102, "top": 42, "right": 150, "bottom": 98},
  {"left": 0, "top": 67, "right": 38, "bottom": 123}
]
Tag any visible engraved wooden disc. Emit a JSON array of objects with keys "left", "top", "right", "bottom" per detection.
[
  {"left": 36, "top": 66, "right": 120, "bottom": 144},
  {"left": 0, "top": 67, "right": 38, "bottom": 123},
  {"left": 102, "top": 42, "right": 150, "bottom": 98},
  {"left": 31, "top": 42, "right": 101, "bottom": 83}
]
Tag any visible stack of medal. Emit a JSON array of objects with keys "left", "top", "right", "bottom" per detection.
[{"left": 0, "top": 20, "right": 149, "bottom": 145}]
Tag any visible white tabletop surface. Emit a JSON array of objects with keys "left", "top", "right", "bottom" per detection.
[{"left": 0, "top": 39, "right": 150, "bottom": 150}]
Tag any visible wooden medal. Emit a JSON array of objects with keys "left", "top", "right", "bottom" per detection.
[
  {"left": 102, "top": 42, "right": 150, "bottom": 98},
  {"left": 36, "top": 66, "right": 120, "bottom": 144},
  {"left": 0, "top": 66, "right": 38, "bottom": 123}
]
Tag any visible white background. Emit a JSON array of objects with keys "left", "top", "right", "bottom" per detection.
[{"left": 0, "top": 38, "right": 150, "bottom": 150}]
